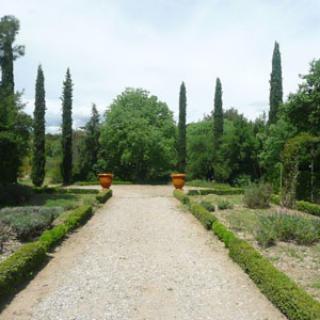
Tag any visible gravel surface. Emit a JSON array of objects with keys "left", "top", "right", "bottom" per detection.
[{"left": 1, "top": 185, "right": 286, "bottom": 320}]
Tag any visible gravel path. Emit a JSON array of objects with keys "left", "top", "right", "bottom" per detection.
[{"left": 1, "top": 185, "right": 286, "bottom": 320}]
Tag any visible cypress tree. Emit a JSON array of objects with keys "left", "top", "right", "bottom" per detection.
[
  {"left": 177, "top": 82, "right": 187, "bottom": 172},
  {"left": 31, "top": 65, "right": 46, "bottom": 186},
  {"left": 61, "top": 68, "right": 73, "bottom": 185},
  {"left": 269, "top": 41, "right": 283, "bottom": 124},
  {"left": 78, "top": 104, "right": 100, "bottom": 179},
  {"left": 213, "top": 78, "right": 223, "bottom": 149}
]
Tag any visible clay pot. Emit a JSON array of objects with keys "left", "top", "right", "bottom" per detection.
[
  {"left": 98, "top": 173, "right": 113, "bottom": 189},
  {"left": 171, "top": 173, "right": 186, "bottom": 190}
]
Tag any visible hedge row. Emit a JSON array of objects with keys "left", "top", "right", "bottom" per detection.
[
  {"left": 174, "top": 190, "right": 320, "bottom": 320},
  {"left": 187, "top": 187, "right": 243, "bottom": 196},
  {"left": 0, "top": 190, "right": 113, "bottom": 305},
  {"left": 96, "top": 189, "right": 113, "bottom": 203},
  {"left": 271, "top": 194, "right": 320, "bottom": 218},
  {"left": 33, "top": 187, "right": 99, "bottom": 194}
]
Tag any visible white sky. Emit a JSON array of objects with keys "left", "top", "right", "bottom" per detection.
[{"left": 2, "top": 0, "right": 320, "bottom": 132}]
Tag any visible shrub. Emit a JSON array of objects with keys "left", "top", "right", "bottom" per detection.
[
  {"left": 0, "top": 184, "right": 33, "bottom": 207},
  {"left": 0, "top": 241, "right": 47, "bottom": 303},
  {"left": 96, "top": 189, "right": 113, "bottom": 203},
  {"left": 256, "top": 213, "right": 320, "bottom": 247},
  {"left": 228, "top": 237, "right": 320, "bottom": 320},
  {"left": 0, "top": 222, "right": 12, "bottom": 252},
  {"left": 190, "top": 202, "right": 216, "bottom": 229},
  {"left": 173, "top": 189, "right": 190, "bottom": 206},
  {"left": 296, "top": 200, "right": 320, "bottom": 217},
  {"left": 243, "top": 183, "right": 272, "bottom": 209},
  {"left": 200, "top": 200, "right": 215, "bottom": 212},
  {"left": 217, "top": 199, "right": 234, "bottom": 210},
  {"left": 33, "top": 187, "right": 99, "bottom": 195},
  {"left": 188, "top": 188, "right": 243, "bottom": 196},
  {"left": 0, "top": 207, "right": 63, "bottom": 240}
]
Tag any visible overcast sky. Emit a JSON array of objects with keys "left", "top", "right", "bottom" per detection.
[{"left": 2, "top": 0, "right": 320, "bottom": 132}]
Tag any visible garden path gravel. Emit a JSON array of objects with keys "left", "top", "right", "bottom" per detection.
[{"left": 1, "top": 185, "right": 286, "bottom": 320}]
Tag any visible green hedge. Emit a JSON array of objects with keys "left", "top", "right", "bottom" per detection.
[
  {"left": 0, "top": 241, "right": 47, "bottom": 303},
  {"left": 173, "top": 189, "right": 190, "bottom": 206},
  {"left": 174, "top": 190, "right": 320, "bottom": 320},
  {"left": 188, "top": 188, "right": 243, "bottom": 196},
  {"left": 0, "top": 197, "right": 111, "bottom": 305},
  {"left": 271, "top": 194, "right": 320, "bottom": 218},
  {"left": 96, "top": 189, "right": 113, "bottom": 203},
  {"left": 33, "top": 187, "right": 99, "bottom": 195},
  {"left": 296, "top": 200, "right": 320, "bottom": 217}
]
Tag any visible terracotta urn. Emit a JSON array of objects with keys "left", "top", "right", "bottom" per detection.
[
  {"left": 98, "top": 173, "right": 113, "bottom": 189},
  {"left": 171, "top": 173, "right": 186, "bottom": 190}
]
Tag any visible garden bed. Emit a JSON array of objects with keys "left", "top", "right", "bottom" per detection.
[{"left": 190, "top": 192, "right": 320, "bottom": 302}]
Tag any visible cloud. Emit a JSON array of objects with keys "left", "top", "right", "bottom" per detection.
[{"left": 3, "top": 0, "right": 320, "bottom": 132}]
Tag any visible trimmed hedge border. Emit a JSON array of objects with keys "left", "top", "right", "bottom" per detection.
[
  {"left": 271, "top": 194, "right": 320, "bottom": 218},
  {"left": 174, "top": 190, "right": 320, "bottom": 320},
  {"left": 96, "top": 189, "right": 113, "bottom": 203},
  {"left": 187, "top": 188, "right": 243, "bottom": 196},
  {"left": 0, "top": 189, "right": 113, "bottom": 306},
  {"left": 33, "top": 187, "right": 99, "bottom": 194}
]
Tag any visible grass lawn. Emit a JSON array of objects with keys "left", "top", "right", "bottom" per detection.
[{"left": 192, "top": 192, "right": 320, "bottom": 301}]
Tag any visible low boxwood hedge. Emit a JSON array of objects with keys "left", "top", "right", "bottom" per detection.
[
  {"left": 174, "top": 190, "right": 320, "bottom": 320},
  {"left": 271, "top": 194, "right": 320, "bottom": 218},
  {"left": 0, "top": 192, "right": 112, "bottom": 305},
  {"left": 33, "top": 187, "right": 99, "bottom": 195},
  {"left": 296, "top": 200, "right": 320, "bottom": 217},
  {"left": 96, "top": 189, "right": 113, "bottom": 203},
  {"left": 0, "top": 241, "right": 47, "bottom": 304},
  {"left": 188, "top": 188, "right": 243, "bottom": 196}
]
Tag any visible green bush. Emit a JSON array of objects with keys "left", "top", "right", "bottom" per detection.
[
  {"left": 0, "top": 222, "right": 12, "bottom": 252},
  {"left": 243, "top": 183, "right": 272, "bottom": 209},
  {"left": 33, "top": 187, "right": 99, "bottom": 195},
  {"left": 0, "top": 207, "right": 63, "bottom": 240},
  {"left": 173, "top": 189, "right": 190, "bottom": 206},
  {"left": 0, "top": 241, "right": 47, "bottom": 303},
  {"left": 229, "top": 238, "right": 320, "bottom": 320},
  {"left": 271, "top": 194, "right": 281, "bottom": 205},
  {"left": 217, "top": 199, "right": 234, "bottom": 210},
  {"left": 0, "top": 184, "right": 33, "bottom": 207},
  {"left": 188, "top": 187, "right": 243, "bottom": 196},
  {"left": 256, "top": 213, "right": 320, "bottom": 247},
  {"left": 296, "top": 200, "right": 320, "bottom": 217},
  {"left": 96, "top": 189, "right": 113, "bottom": 203},
  {"left": 190, "top": 202, "right": 216, "bottom": 229},
  {"left": 212, "top": 221, "right": 236, "bottom": 247},
  {"left": 200, "top": 200, "right": 215, "bottom": 212}
]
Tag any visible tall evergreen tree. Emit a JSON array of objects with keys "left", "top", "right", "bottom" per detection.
[
  {"left": 31, "top": 65, "right": 46, "bottom": 186},
  {"left": 177, "top": 82, "right": 187, "bottom": 172},
  {"left": 213, "top": 78, "right": 223, "bottom": 149},
  {"left": 78, "top": 104, "right": 100, "bottom": 180},
  {"left": 61, "top": 68, "right": 73, "bottom": 185},
  {"left": 269, "top": 41, "right": 283, "bottom": 124},
  {"left": 0, "top": 15, "right": 24, "bottom": 97}
]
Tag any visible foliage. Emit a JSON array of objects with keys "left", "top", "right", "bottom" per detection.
[
  {"left": 0, "top": 222, "right": 12, "bottom": 252},
  {"left": 188, "top": 187, "right": 243, "bottom": 196},
  {"left": 256, "top": 212, "right": 320, "bottom": 247},
  {"left": 177, "top": 82, "right": 187, "bottom": 172},
  {"left": 217, "top": 199, "right": 233, "bottom": 210},
  {"left": 75, "top": 104, "right": 100, "bottom": 181},
  {"left": 200, "top": 200, "right": 215, "bottom": 212},
  {"left": 31, "top": 65, "right": 46, "bottom": 187},
  {"left": 61, "top": 68, "right": 73, "bottom": 185},
  {"left": 99, "top": 88, "right": 176, "bottom": 182},
  {"left": 0, "top": 206, "right": 63, "bottom": 240},
  {"left": 96, "top": 189, "right": 113, "bottom": 203},
  {"left": 0, "top": 183, "right": 33, "bottom": 206},
  {"left": 285, "top": 59, "right": 320, "bottom": 136},
  {"left": 269, "top": 41, "right": 283, "bottom": 124},
  {"left": 296, "top": 200, "right": 320, "bottom": 217},
  {"left": 186, "top": 119, "right": 213, "bottom": 179},
  {"left": 213, "top": 78, "right": 223, "bottom": 149},
  {"left": 243, "top": 182, "right": 272, "bottom": 208}
]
